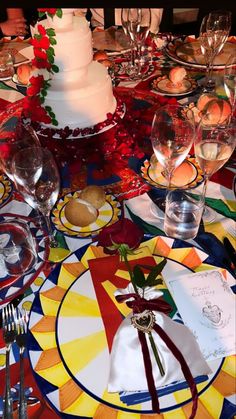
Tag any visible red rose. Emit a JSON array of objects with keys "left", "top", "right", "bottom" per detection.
[
  {"left": 34, "top": 48, "right": 47, "bottom": 60},
  {"left": 38, "top": 8, "right": 57, "bottom": 15},
  {"left": 27, "top": 75, "right": 44, "bottom": 96},
  {"left": 38, "top": 24, "right": 47, "bottom": 36},
  {"left": 97, "top": 218, "right": 143, "bottom": 254},
  {"left": 32, "top": 36, "right": 50, "bottom": 50},
  {"left": 32, "top": 58, "right": 51, "bottom": 70}
]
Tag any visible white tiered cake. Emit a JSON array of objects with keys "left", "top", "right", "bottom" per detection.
[{"left": 37, "top": 9, "right": 117, "bottom": 130}]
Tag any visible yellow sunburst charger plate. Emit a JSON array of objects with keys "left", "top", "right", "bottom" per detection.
[
  {"left": 27, "top": 236, "right": 236, "bottom": 418},
  {"left": 141, "top": 156, "right": 204, "bottom": 189},
  {"left": 0, "top": 174, "right": 12, "bottom": 206},
  {"left": 51, "top": 191, "right": 121, "bottom": 237}
]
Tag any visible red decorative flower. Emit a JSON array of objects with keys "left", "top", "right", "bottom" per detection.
[
  {"left": 31, "top": 57, "right": 51, "bottom": 70},
  {"left": 38, "top": 8, "right": 57, "bottom": 15},
  {"left": 31, "top": 36, "right": 50, "bottom": 50},
  {"left": 33, "top": 48, "right": 47, "bottom": 60},
  {"left": 38, "top": 24, "right": 47, "bottom": 36},
  {"left": 27, "top": 75, "right": 44, "bottom": 96},
  {"left": 97, "top": 218, "right": 144, "bottom": 255}
]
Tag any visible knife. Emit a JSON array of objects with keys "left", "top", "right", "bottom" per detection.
[{"left": 223, "top": 237, "right": 236, "bottom": 269}]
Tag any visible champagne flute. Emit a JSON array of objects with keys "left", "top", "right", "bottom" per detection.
[
  {"left": 0, "top": 122, "right": 41, "bottom": 181},
  {"left": 199, "top": 10, "right": 231, "bottom": 91},
  {"left": 130, "top": 8, "right": 151, "bottom": 70},
  {"left": 121, "top": 8, "right": 140, "bottom": 77},
  {"left": 194, "top": 120, "right": 236, "bottom": 223},
  {"left": 11, "top": 147, "right": 60, "bottom": 248},
  {"left": 224, "top": 54, "right": 236, "bottom": 114},
  {"left": 150, "top": 104, "right": 195, "bottom": 218}
]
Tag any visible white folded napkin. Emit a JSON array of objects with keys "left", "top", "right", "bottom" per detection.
[{"left": 108, "top": 283, "right": 211, "bottom": 392}]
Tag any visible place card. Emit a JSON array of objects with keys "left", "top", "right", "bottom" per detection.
[{"left": 166, "top": 269, "right": 236, "bottom": 361}]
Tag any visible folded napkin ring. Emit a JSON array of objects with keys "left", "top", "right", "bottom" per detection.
[{"left": 131, "top": 309, "right": 156, "bottom": 333}]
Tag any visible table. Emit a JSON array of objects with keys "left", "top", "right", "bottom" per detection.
[{"left": 0, "top": 34, "right": 235, "bottom": 419}]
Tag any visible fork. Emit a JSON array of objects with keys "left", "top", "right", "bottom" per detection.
[
  {"left": 2, "top": 304, "right": 17, "bottom": 419},
  {"left": 15, "top": 308, "right": 28, "bottom": 419}
]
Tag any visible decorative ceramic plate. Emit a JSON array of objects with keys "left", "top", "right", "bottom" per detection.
[
  {"left": 28, "top": 236, "right": 236, "bottom": 418},
  {"left": 51, "top": 191, "right": 121, "bottom": 237},
  {"left": 12, "top": 73, "right": 27, "bottom": 88},
  {"left": 0, "top": 214, "right": 48, "bottom": 305},
  {"left": 0, "top": 174, "right": 13, "bottom": 207},
  {"left": 140, "top": 156, "right": 204, "bottom": 189},
  {"left": 151, "top": 74, "right": 197, "bottom": 96},
  {"left": 165, "top": 36, "right": 236, "bottom": 69}
]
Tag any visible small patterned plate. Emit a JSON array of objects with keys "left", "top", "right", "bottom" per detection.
[
  {"left": 51, "top": 191, "right": 121, "bottom": 237},
  {"left": 0, "top": 174, "right": 13, "bottom": 207},
  {"left": 141, "top": 156, "right": 204, "bottom": 189},
  {"left": 151, "top": 75, "right": 198, "bottom": 96}
]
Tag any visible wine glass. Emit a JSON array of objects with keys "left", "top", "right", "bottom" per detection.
[
  {"left": 194, "top": 119, "right": 236, "bottom": 223},
  {"left": 122, "top": 8, "right": 151, "bottom": 79},
  {"left": 224, "top": 54, "right": 236, "bottom": 115},
  {"left": 11, "top": 147, "right": 60, "bottom": 248},
  {"left": 199, "top": 10, "right": 232, "bottom": 91},
  {"left": 0, "top": 122, "right": 41, "bottom": 181},
  {"left": 150, "top": 104, "right": 195, "bottom": 218}
]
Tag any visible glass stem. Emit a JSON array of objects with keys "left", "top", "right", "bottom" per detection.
[{"left": 44, "top": 213, "right": 58, "bottom": 248}]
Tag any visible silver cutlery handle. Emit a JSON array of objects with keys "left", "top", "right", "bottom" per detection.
[
  {"left": 18, "top": 350, "right": 27, "bottom": 419},
  {"left": 3, "top": 347, "right": 13, "bottom": 419}
]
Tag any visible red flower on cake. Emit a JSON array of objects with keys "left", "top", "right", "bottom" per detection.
[
  {"left": 33, "top": 48, "right": 47, "bottom": 61},
  {"left": 31, "top": 57, "right": 51, "bottom": 70},
  {"left": 27, "top": 75, "right": 44, "bottom": 96},
  {"left": 38, "top": 8, "right": 57, "bottom": 15},
  {"left": 31, "top": 36, "right": 50, "bottom": 50},
  {"left": 38, "top": 25, "right": 47, "bottom": 36}
]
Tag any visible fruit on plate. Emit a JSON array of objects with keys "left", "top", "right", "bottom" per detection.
[
  {"left": 200, "top": 96, "right": 232, "bottom": 125},
  {"left": 93, "top": 50, "right": 109, "bottom": 62},
  {"left": 16, "top": 63, "right": 33, "bottom": 85},
  {"left": 64, "top": 198, "right": 98, "bottom": 227},
  {"left": 197, "top": 93, "right": 216, "bottom": 111},
  {"left": 169, "top": 66, "right": 187, "bottom": 85}
]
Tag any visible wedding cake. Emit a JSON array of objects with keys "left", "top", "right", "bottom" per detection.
[{"left": 33, "top": 9, "right": 117, "bottom": 131}]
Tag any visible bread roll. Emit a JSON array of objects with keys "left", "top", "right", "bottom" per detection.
[
  {"left": 80, "top": 185, "right": 106, "bottom": 209},
  {"left": 169, "top": 67, "right": 187, "bottom": 85},
  {"left": 64, "top": 198, "right": 98, "bottom": 227}
]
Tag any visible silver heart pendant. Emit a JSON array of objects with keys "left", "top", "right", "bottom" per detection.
[{"left": 131, "top": 309, "right": 156, "bottom": 333}]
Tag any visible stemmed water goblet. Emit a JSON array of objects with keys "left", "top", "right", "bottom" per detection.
[
  {"left": 0, "top": 122, "right": 41, "bottom": 181},
  {"left": 194, "top": 119, "right": 236, "bottom": 223},
  {"left": 150, "top": 104, "right": 195, "bottom": 219},
  {"left": 199, "top": 10, "right": 232, "bottom": 92},
  {"left": 224, "top": 54, "right": 236, "bottom": 115},
  {"left": 11, "top": 146, "right": 60, "bottom": 248}
]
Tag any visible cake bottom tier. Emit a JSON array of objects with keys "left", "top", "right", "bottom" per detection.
[{"left": 43, "top": 61, "right": 117, "bottom": 129}]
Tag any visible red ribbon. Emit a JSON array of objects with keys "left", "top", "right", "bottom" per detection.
[{"left": 116, "top": 293, "right": 198, "bottom": 418}]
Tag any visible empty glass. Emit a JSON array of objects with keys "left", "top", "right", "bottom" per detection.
[
  {"left": 0, "top": 220, "right": 37, "bottom": 277},
  {"left": 0, "top": 51, "right": 14, "bottom": 80}
]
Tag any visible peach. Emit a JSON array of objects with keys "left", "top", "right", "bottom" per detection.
[
  {"left": 93, "top": 50, "right": 109, "bottom": 62},
  {"left": 197, "top": 93, "right": 216, "bottom": 112},
  {"left": 16, "top": 63, "right": 32, "bottom": 85},
  {"left": 200, "top": 98, "right": 232, "bottom": 125}
]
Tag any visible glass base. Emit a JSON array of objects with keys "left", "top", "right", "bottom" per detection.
[
  {"left": 150, "top": 198, "right": 165, "bottom": 220},
  {"left": 202, "top": 206, "right": 216, "bottom": 224}
]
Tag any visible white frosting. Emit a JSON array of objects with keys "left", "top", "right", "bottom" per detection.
[{"left": 36, "top": 13, "right": 116, "bottom": 130}]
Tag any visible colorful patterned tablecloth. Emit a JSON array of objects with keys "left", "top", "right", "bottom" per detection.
[{"left": 0, "top": 35, "right": 235, "bottom": 419}]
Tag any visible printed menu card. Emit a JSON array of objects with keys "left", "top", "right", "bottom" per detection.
[{"left": 166, "top": 269, "right": 236, "bottom": 361}]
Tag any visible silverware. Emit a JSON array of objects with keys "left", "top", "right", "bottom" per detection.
[
  {"left": 15, "top": 308, "right": 28, "bottom": 419},
  {"left": 2, "top": 304, "right": 17, "bottom": 419}
]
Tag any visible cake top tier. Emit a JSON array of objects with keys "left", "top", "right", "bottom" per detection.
[{"left": 47, "top": 8, "right": 78, "bottom": 30}]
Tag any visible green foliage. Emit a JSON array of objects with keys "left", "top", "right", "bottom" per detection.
[{"left": 132, "top": 259, "right": 166, "bottom": 289}]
